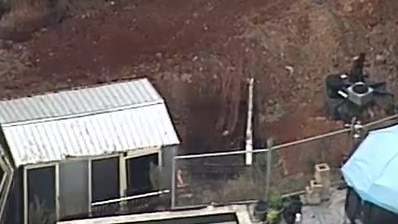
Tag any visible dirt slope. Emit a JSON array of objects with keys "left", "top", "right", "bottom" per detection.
[{"left": 0, "top": 0, "right": 397, "bottom": 171}]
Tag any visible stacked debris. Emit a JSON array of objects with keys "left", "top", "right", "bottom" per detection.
[{"left": 302, "top": 163, "right": 331, "bottom": 205}]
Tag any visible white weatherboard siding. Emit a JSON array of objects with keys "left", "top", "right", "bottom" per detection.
[{"left": 2, "top": 103, "right": 179, "bottom": 167}]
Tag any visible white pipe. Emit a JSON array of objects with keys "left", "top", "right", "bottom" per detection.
[
  {"left": 91, "top": 190, "right": 170, "bottom": 206},
  {"left": 338, "top": 90, "right": 348, "bottom": 98},
  {"left": 245, "top": 78, "right": 254, "bottom": 166}
]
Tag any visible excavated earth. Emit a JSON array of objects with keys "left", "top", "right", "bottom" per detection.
[{"left": 0, "top": 0, "right": 398, "bottom": 175}]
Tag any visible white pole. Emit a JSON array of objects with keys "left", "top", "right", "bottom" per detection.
[
  {"left": 265, "top": 138, "right": 273, "bottom": 199},
  {"left": 245, "top": 78, "right": 254, "bottom": 165},
  {"left": 91, "top": 190, "right": 170, "bottom": 207},
  {"left": 171, "top": 154, "right": 176, "bottom": 209}
]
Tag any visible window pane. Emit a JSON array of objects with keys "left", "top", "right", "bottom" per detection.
[
  {"left": 91, "top": 157, "right": 119, "bottom": 202},
  {"left": 27, "top": 166, "right": 56, "bottom": 224},
  {"left": 126, "top": 153, "right": 158, "bottom": 196}
]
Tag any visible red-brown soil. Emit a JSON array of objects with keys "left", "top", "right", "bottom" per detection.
[{"left": 0, "top": 0, "right": 398, "bottom": 174}]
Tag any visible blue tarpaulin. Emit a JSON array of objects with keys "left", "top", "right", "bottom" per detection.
[{"left": 342, "top": 124, "right": 398, "bottom": 214}]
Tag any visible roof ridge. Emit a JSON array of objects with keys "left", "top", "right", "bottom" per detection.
[
  {"left": 2, "top": 99, "right": 164, "bottom": 127},
  {"left": 0, "top": 78, "right": 151, "bottom": 102}
]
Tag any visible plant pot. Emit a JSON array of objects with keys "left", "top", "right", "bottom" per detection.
[
  {"left": 253, "top": 200, "right": 268, "bottom": 222},
  {"left": 266, "top": 208, "right": 283, "bottom": 224}
]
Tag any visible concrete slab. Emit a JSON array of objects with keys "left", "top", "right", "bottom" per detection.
[{"left": 300, "top": 189, "right": 347, "bottom": 224}]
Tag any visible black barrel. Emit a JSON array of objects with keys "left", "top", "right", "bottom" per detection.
[{"left": 253, "top": 200, "right": 268, "bottom": 221}]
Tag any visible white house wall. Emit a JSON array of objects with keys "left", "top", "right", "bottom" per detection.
[
  {"left": 2, "top": 103, "right": 180, "bottom": 167},
  {"left": 161, "top": 145, "right": 177, "bottom": 190}
]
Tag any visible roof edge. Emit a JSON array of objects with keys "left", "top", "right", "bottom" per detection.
[
  {"left": 0, "top": 78, "right": 153, "bottom": 102},
  {"left": 2, "top": 99, "right": 165, "bottom": 127}
]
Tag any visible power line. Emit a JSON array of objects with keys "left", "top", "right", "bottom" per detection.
[{"left": 175, "top": 114, "right": 398, "bottom": 160}]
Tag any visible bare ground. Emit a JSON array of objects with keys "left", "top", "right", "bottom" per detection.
[{"left": 0, "top": 0, "right": 398, "bottom": 174}]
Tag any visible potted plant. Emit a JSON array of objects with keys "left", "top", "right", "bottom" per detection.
[
  {"left": 266, "top": 209, "right": 280, "bottom": 224},
  {"left": 266, "top": 190, "right": 283, "bottom": 224}
]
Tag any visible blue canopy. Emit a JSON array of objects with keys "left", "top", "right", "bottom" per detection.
[{"left": 342, "top": 124, "right": 398, "bottom": 214}]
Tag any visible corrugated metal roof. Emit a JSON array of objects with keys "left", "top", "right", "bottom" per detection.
[
  {"left": 0, "top": 79, "right": 180, "bottom": 166},
  {"left": 3, "top": 103, "right": 179, "bottom": 167},
  {"left": 0, "top": 78, "right": 162, "bottom": 124}
]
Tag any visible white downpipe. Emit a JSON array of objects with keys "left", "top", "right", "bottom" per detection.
[{"left": 245, "top": 78, "right": 254, "bottom": 166}]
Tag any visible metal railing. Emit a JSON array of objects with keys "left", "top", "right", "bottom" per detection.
[
  {"left": 58, "top": 190, "right": 170, "bottom": 221},
  {"left": 90, "top": 190, "right": 170, "bottom": 217}
]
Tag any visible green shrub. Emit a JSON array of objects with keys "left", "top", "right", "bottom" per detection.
[{"left": 268, "top": 189, "right": 283, "bottom": 209}]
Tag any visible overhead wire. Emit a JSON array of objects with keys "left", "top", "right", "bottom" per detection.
[{"left": 175, "top": 114, "right": 398, "bottom": 160}]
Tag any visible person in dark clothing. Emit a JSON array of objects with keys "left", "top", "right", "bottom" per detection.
[{"left": 282, "top": 199, "right": 303, "bottom": 224}]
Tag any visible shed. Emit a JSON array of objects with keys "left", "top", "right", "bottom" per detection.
[{"left": 0, "top": 78, "right": 180, "bottom": 224}]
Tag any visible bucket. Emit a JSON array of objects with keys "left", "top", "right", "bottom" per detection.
[{"left": 253, "top": 200, "right": 268, "bottom": 222}]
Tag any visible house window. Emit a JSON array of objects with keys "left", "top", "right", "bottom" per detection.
[
  {"left": 91, "top": 157, "right": 120, "bottom": 203},
  {"left": 125, "top": 153, "right": 158, "bottom": 196},
  {"left": 90, "top": 157, "right": 120, "bottom": 217},
  {"left": 27, "top": 166, "right": 56, "bottom": 224},
  {"left": 123, "top": 153, "right": 160, "bottom": 214}
]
